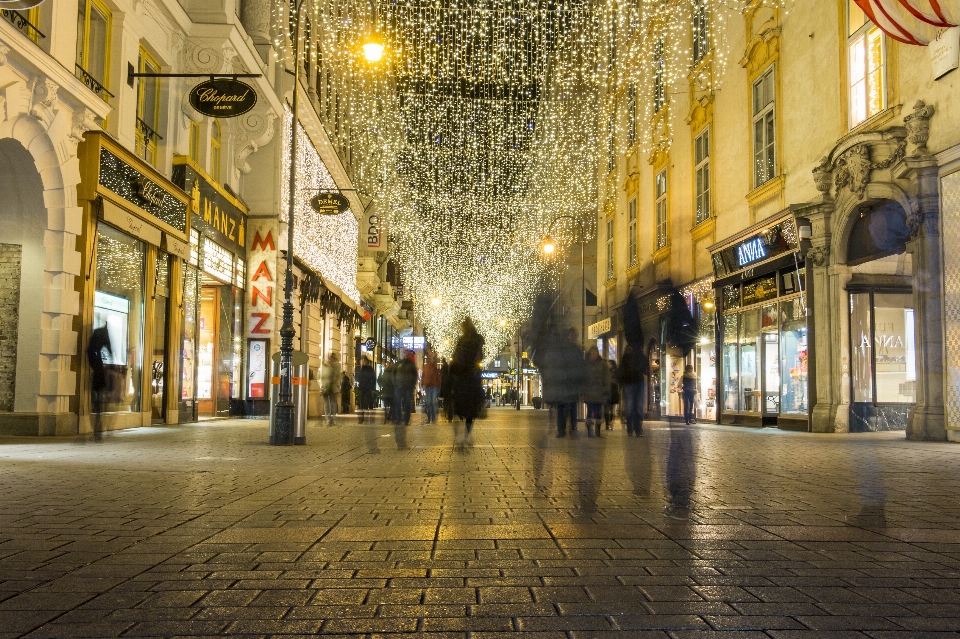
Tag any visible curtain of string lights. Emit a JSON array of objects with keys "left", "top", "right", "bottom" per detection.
[{"left": 270, "top": 0, "right": 784, "bottom": 356}]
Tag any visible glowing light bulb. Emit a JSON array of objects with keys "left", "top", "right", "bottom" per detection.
[{"left": 362, "top": 38, "right": 384, "bottom": 63}]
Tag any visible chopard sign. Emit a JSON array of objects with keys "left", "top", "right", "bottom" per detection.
[{"left": 188, "top": 79, "right": 257, "bottom": 118}]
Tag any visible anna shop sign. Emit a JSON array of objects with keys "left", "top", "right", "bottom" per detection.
[{"left": 189, "top": 78, "right": 257, "bottom": 118}]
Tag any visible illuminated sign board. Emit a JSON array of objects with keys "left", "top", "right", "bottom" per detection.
[{"left": 736, "top": 237, "right": 768, "bottom": 267}]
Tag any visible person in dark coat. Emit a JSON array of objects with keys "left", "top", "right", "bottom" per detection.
[
  {"left": 356, "top": 357, "right": 376, "bottom": 424},
  {"left": 682, "top": 364, "right": 698, "bottom": 424},
  {"left": 534, "top": 327, "right": 586, "bottom": 437},
  {"left": 394, "top": 350, "right": 419, "bottom": 426},
  {"left": 450, "top": 317, "right": 485, "bottom": 446},
  {"left": 617, "top": 342, "right": 648, "bottom": 436},
  {"left": 605, "top": 360, "right": 620, "bottom": 430},
  {"left": 378, "top": 362, "right": 396, "bottom": 424},
  {"left": 87, "top": 325, "right": 113, "bottom": 442},
  {"left": 439, "top": 357, "right": 453, "bottom": 421},
  {"left": 340, "top": 372, "right": 352, "bottom": 414},
  {"left": 582, "top": 346, "right": 611, "bottom": 438}
]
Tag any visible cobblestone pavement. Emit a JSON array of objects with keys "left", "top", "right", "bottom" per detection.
[{"left": 1, "top": 409, "right": 960, "bottom": 638}]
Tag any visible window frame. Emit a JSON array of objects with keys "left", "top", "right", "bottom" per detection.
[
  {"left": 189, "top": 120, "right": 201, "bottom": 164},
  {"left": 210, "top": 120, "right": 222, "bottom": 183},
  {"left": 628, "top": 198, "right": 637, "bottom": 267},
  {"left": 606, "top": 217, "right": 615, "bottom": 281},
  {"left": 752, "top": 66, "right": 776, "bottom": 188},
  {"left": 75, "top": 0, "right": 112, "bottom": 94},
  {"left": 846, "top": 0, "right": 886, "bottom": 129},
  {"left": 694, "top": 127, "right": 710, "bottom": 224},
  {"left": 655, "top": 168, "right": 668, "bottom": 250},
  {"left": 135, "top": 47, "right": 162, "bottom": 166},
  {"left": 692, "top": 0, "right": 709, "bottom": 64}
]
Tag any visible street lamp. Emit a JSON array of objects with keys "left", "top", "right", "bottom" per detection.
[
  {"left": 541, "top": 216, "right": 587, "bottom": 350},
  {"left": 273, "top": 3, "right": 385, "bottom": 445}
]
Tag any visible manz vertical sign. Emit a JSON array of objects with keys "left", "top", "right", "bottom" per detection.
[
  {"left": 189, "top": 78, "right": 257, "bottom": 118},
  {"left": 247, "top": 219, "right": 277, "bottom": 338}
]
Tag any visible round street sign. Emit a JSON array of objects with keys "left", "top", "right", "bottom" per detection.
[
  {"left": 189, "top": 78, "right": 257, "bottom": 118},
  {"left": 364, "top": 338, "right": 376, "bottom": 350},
  {"left": 310, "top": 192, "right": 350, "bottom": 216}
]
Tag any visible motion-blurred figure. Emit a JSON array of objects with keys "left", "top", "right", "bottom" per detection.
[
  {"left": 421, "top": 348, "right": 441, "bottom": 424},
  {"left": 394, "top": 350, "right": 418, "bottom": 426},
  {"left": 320, "top": 352, "right": 341, "bottom": 426},
  {"left": 582, "top": 346, "right": 610, "bottom": 438},
  {"left": 535, "top": 327, "right": 585, "bottom": 438},
  {"left": 356, "top": 356, "right": 376, "bottom": 424},
  {"left": 619, "top": 289, "right": 648, "bottom": 437},
  {"left": 605, "top": 360, "right": 619, "bottom": 430},
  {"left": 450, "top": 317, "right": 485, "bottom": 447},
  {"left": 847, "top": 442, "right": 888, "bottom": 527},
  {"left": 664, "top": 423, "right": 697, "bottom": 520},
  {"left": 681, "top": 365, "right": 698, "bottom": 425},
  {"left": 439, "top": 357, "right": 453, "bottom": 421},
  {"left": 378, "top": 361, "right": 395, "bottom": 424},
  {"left": 87, "top": 324, "right": 113, "bottom": 442},
  {"left": 340, "top": 371, "right": 352, "bottom": 414}
]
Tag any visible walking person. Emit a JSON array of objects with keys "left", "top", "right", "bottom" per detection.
[
  {"left": 87, "top": 324, "right": 113, "bottom": 442},
  {"left": 439, "top": 357, "right": 453, "bottom": 421},
  {"left": 534, "top": 327, "right": 585, "bottom": 438},
  {"left": 450, "top": 317, "right": 485, "bottom": 447},
  {"left": 605, "top": 360, "right": 619, "bottom": 430},
  {"left": 582, "top": 346, "right": 611, "bottom": 437},
  {"left": 357, "top": 357, "right": 376, "bottom": 424},
  {"left": 320, "top": 352, "right": 342, "bottom": 426},
  {"left": 378, "top": 361, "right": 395, "bottom": 424},
  {"left": 394, "top": 350, "right": 418, "bottom": 426},
  {"left": 617, "top": 342, "right": 648, "bottom": 436},
  {"left": 421, "top": 348, "right": 441, "bottom": 424},
  {"left": 340, "top": 371, "right": 352, "bottom": 414},
  {"left": 682, "top": 364, "right": 698, "bottom": 424}
]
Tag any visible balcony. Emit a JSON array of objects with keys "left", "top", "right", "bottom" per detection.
[
  {"left": 1, "top": 8, "right": 44, "bottom": 43},
  {"left": 75, "top": 65, "right": 113, "bottom": 104}
]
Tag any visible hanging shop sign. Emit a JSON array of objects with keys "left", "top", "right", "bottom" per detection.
[
  {"left": 310, "top": 191, "right": 350, "bottom": 216},
  {"left": 173, "top": 161, "right": 246, "bottom": 255},
  {"left": 366, "top": 211, "right": 383, "bottom": 249},
  {"left": 712, "top": 217, "right": 798, "bottom": 279},
  {"left": 188, "top": 78, "right": 257, "bottom": 118},
  {"left": 101, "top": 198, "right": 161, "bottom": 246},
  {"left": 931, "top": 27, "right": 960, "bottom": 79},
  {"left": 247, "top": 219, "right": 278, "bottom": 337},
  {"left": 364, "top": 338, "right": 377, "bottom": 350}
]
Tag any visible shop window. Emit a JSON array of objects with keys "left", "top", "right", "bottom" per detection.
[
  {"left": 188, "top": 120, "right": 200, "bottom": 164},
  {"left": 722, "top": 284, "right": 740, "bottom": 310},
  {"left": 655, "top": 168, "right": 667, "bottom": 250},
  {"left": 653, "top": 36, "right": 665, "bottom": 114},
  {"left": 738, "top": 307, "right": 762, "bottom": 412},
  {"left": 605, "top": 218, "right": 614, "bottom": 281},
  {"left": 210, "top": 120, "right": 222, "bottom": 183},
  {"left": 695, "top": 128, "right": 710, "bottom": 224},
  {"left": 742, "top": 274, "right": 777, "bottom": 306},
  {"left": 850, "top": 291, "right": 916, "bottom": 404},
  {"left": 722, "top": 313, "right": 739, "bottom": 411},
  {"left": 780, "top": 298, "right": 808, "bottom": 414},
  {"left": 627, "top": 84, "right": 637, "bottom": 147},
  {"left": 628, "top": 198, "right": 637, "bottom": 267},
  {"left": 151, "top": 252, "right": 171, "bottom": 422},
  {"left": 75, "top": 0, "right": 111, "bottom": 102},
  {"left": 135, "top": 48, "right": 161, "bottom": 166},
  {"left": 181, "top": 265, "right": 200, "bottom": 414},
  {"left": 847, "top": 0, "right": 885, "bottom": 128},
  {"left": 752, "top": 66, "right": 776, "bottom": 187},
  {"left": 692, "top": 0, "right": 709, "bottom": 64},
  {"left": 92, "top": 224, "right": 145, "bottom": 414}
]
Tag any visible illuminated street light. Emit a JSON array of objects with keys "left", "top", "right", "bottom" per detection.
[
  {"left": 362, "top": 35, "right": 385, "bottom": 63},
  {"left": 430, "top": 296, "right": 442, "bottom": 307},
  {"left": 541, "top": 235, "right": 556, "bottom": 255}
]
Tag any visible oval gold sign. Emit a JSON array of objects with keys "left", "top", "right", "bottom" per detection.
[{"left": 189, "top": 78, "right": 257, "bottom": 118}]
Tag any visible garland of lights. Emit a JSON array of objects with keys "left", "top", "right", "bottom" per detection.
[{"left": 268, "top": 0, "right": 787, "bottom": 356}]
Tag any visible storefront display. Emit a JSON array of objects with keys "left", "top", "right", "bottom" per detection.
[{"left": 150, "top": 252, "right": 171, "bottom": 422}]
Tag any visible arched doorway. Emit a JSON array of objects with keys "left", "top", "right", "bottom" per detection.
[{"left": 0, "top": 139, "right": 47, "bottom": 413}]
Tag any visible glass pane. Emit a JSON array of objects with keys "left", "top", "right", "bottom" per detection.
[
  {"left": 76, "top": 2, "right": 86, "bottom": 70},
  {"left": 754, "top": 118, "right": 764, "bottom": 184},
  {"left": 723, "top": 284, "right": 740, "bottom": 310},
  {"left": 849, "top": 0, "right": 867, "bottom": 35},
  {"left": 866, "top": 28, "right": 884, "bottom": 118},
  {"left": 217, "top": 286, "right": 234, "bottom": 414},
  {"left": 739, "top": 308, "right": 761, "bottom": 412},
  {"left": 765, "top": 112, "right": 776, "bottom": 178},
  {"left": 850, "top": 292, "right": 873, "bottom": 403},
  {"left": 151, "top": 294, "right": 168, "bottom": 421},
  {"left": 88, "top": 6, "right": 109, "bottom": 85},
  {"left": 93, "top": 224, "right": 145, "bottom": 413},
  {"left": 874, "top": 292, "right": 916, "bottom": 403},
  {"left": 722, "top": 314, "right": 738, "bottom": 411},
  {"left": 764, "top": 331, "right": 780, "bottom": 413},
  {"left": 780, "top": 298, "right": 808, "bottom": 414},
  {"left": 181, "top": 265, "right": 199, "bottom": 404}
]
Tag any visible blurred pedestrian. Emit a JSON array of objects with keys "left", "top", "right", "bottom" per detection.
[
  {"left": 357, "top": 356, "right": 376, "bottom": 424},
  {"left": 378, "top": 361, "right": 395, "bottom": 424},
  {"left": 665, "top": 424, "right": 697, "bottom": 520},
  {"left": 682, "top": 364, "right": 698, "bottom": 424},
  {"left": 421, "top": 348, "right": 441, "bottom": 424},
  {"left": 582, "top": 346, "right": 610, "bottom": 438},
  {"left": 439, "top": 357, "right": 453, "bottom": 421},
  {"left": 450, "top": 317, "right": 485, "bottom": 447},
  {"left": 87, "top": 324, "right": 113, "bottom": 442},
  {"left": 394, "top": 349, "right": 418, "bottom": 426},
  {"left": 618, "top": 342, "right": 648, "bottom": 436},
  {"left": 605, "top": 360, "right": 619, "bottom": 430},
  {"left": 320, "top": 352, "right": 341, "bottom": 426},
  {"left": 340, "top": 371, "right": 352, "bottom": 414},
  {"left": 534, "top": 327, "right": 585, "bottom": 438}
]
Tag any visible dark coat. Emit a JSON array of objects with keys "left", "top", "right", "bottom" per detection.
[
  {"left": 439, "top": 360, "right": 452, "bottom": 399},
  {"left": 450, "top": 332, "right": 485, "bottom": 420},
  {"left": 617, "top": 343, "right": 648, "bottom": 386},
  {"left": 378, "top": 367, "right": 395, "bottom": 396},
  {"left": 395, "top": 358, "right": 418, "bottom": 390},
  {"left": 87, "top": 326, "right": 113, "bottom": 392},
  {"left": 534, "top": 337, "right": 585, "bottom": 404},
  {"left": 357, "top": 365, "right": 377, "bottom": 395},
  {"left": 582, "top": 357, "right": 611, "bottom": 404}
]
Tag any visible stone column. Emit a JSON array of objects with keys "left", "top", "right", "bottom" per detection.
[{"left": 241, "top": 0, "right": 272, "bottom": 45}]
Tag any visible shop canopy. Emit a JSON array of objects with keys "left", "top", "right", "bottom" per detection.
[{"left": 855, "top": 0, "right": 958, "bottom": 45}]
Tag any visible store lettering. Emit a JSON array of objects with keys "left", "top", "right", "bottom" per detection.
[
  {"left": 252, "top": 230, "right": 275, "bottom": 251},
  {"left": 203, "top": 198, "right": 240, "bottom": 243},
  {"left": 366, "top": 213, "right": 381, "bottom": 248},
  {"left": 859, "top": 333, "right": 905, "bottom": 350},
  {"left": 736, "top": 238, "right": 767, "bottom": 267},
  {"left": 250, "top": 313, "right": 271, "bottom": 334},
  {"left": 247, "top": 224, "right": 277, "bottom": 339},
  {"left": 251, "top": 286, "right": 272, "bottom": 306}
]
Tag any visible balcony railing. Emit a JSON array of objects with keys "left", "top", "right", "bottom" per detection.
[
  {"left": 1, "top": 8, "right": 45, "bottom": 41},
  {"left": 136, "top": 117, "right": 163, "bottom": 144},
  {"left": 75, "top": 65, "right": 114, "bottom": 103}
]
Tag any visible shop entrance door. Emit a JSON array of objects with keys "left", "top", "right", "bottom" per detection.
[
  {"left": 196, "top": 280, "right": 234, "bottom": 418},
  {"left": 762, "top": 331, "right": 781, "bottom": 423},
  {"left": 150, "top": 252, "right": 171, "bottom": 423}
]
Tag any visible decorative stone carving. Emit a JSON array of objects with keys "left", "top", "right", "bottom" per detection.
[
  {"left": 813, "top": 157, "right": 832, "bottom": 196},
  {"left": 834, "top": 145, "right": 871, "bottom": 200},
  {"left": 235, "top": 109, "right": 277, "bottom": 175},
  {"left": 904, "top": 100, "right": 934, "bottom": 156},
  {"left": 906, "top": 208, "right": 926, "bottom": 239},
  {"left": 69, "top": 109, "right": 99, "bottom": 148},
  {"left": 0, "top": 42, "right": 9, "bottom": 67},
  {"left": 807, "top": 245, "right": 829, "bottom": 267},
  {"left": 30, "top": 77, "right": 59, "bottom": 128}
]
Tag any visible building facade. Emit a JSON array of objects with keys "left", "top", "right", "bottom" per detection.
[{"left": 598, "top": 0, "right": 959, "bottom": 440}]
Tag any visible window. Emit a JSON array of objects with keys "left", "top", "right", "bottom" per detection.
[
  {"left": 694, "top": 128, "right": 710, "bottom": 224},
  {"left": 850, "top": 291, "right": 916, "bottom": 404},
  {"left": 628, "top": 198, "right": 637, "bottom": 267},
  {"left": 752, "top": 67, "right": 776, "bottom": 187},
  {"left": 135, "top": 48, "right": 161, "bottom": 166},
  {"left": 655, "top": 169, "right": 667, "bottom": 250},
  {"left": 189, "top": 121, "right": 200, "bottom": 164},
  {"left": 653, "top": 37, "right": 665, "bottom": 114},
  {"left": 76, "top": 0, "right": 111, "bottom": 100},
  {"left": 210, "top": 120, "right": 222, "bottom": 183},
  {"left": 627, "top": 84, "right": 637, "bottom": 148},
  {"left": 847, "top": 0, "right": 885, "bottom": 127},
  {"left": 692, "top": 0, "right": 709, "bottom": 64},
  {"left": 606, "top": 112, "right": 616, "bottom": 173},
  {"left": 606, "top": 218, "right": 615, "bottom": 281}
]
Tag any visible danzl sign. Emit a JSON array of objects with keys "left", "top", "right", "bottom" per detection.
[{"left": 189, "top": 79, "right": 257, "bottom": 118}]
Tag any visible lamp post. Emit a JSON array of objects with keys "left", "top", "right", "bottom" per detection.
[
  {"left": 541, "top": 215, "right": 587, "bottom": 350},
  {"left": 273, "top": 3, "right": 385, "bottom": 445}
]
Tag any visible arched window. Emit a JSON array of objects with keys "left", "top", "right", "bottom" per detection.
[{"left": 210, "top": 120, "right": 221, "bottom": 183}]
